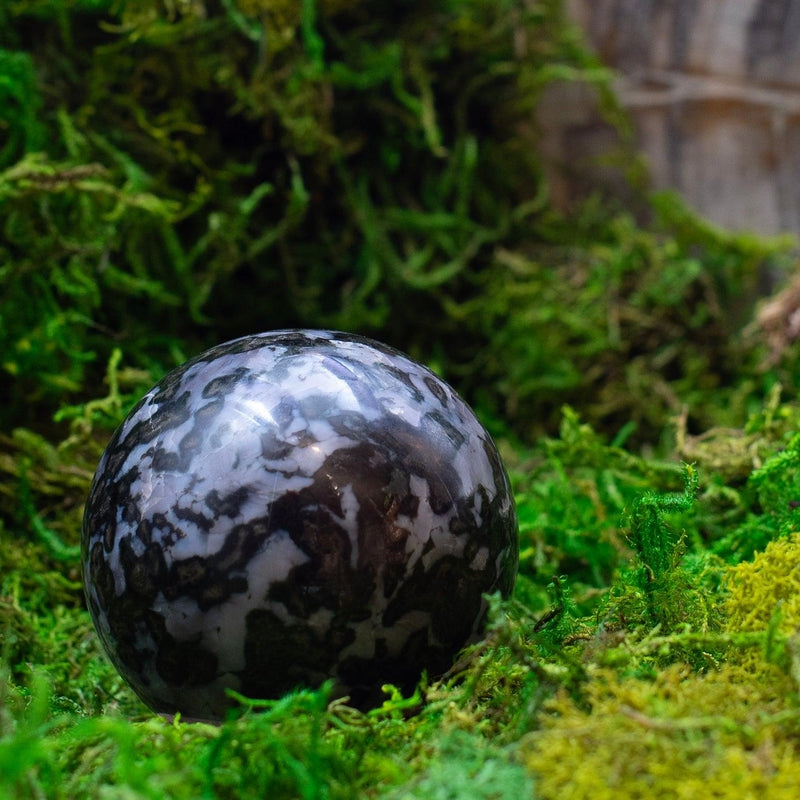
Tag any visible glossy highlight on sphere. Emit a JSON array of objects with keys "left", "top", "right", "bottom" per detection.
[{"left": 82, "top": 330, "right": 518, "bottom": 720}]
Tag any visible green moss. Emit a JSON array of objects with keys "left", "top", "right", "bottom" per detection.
[
  {"left": 381, "top": 730, "right": 534, "bottom": 800},
  {"left": 0, "top": 49, "right": 44, "bottom": 166},
  {"left": 519, "top": 489, "right": 800, "bottom": 800},
  {"left": 725, "top": 533, "right": 800, "bottom": 635},
  {"left": 523, "top": 664, "right": 800, "bottom": 800},
  {"left": 2, "top": 0, "right": 791, "bottom": 443}
]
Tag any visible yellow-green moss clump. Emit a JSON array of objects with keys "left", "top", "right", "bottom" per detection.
[
  {"left": 725, "top": 533, "right": 800, "bottom": 634},
  {"left": 523, "top": 664, "right": 800, "bottom": 799},
  {"left": 722, "top": 532, "right": 800, "bottom": 683}
]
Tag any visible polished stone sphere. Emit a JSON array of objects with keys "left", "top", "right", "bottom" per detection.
[{"left": 82, "top": 330, "right": 518, "bottom": 720}]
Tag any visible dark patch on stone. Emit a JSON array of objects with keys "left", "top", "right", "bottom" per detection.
[
  {"left": 124, "top": 390, "right": 193, "bottom": 448},
  {"left": 383, "top": 363, "right": 424, "bottom": 403},
  {"left": 120, "top": 536, "right": 167, "bottom": 603},
  {"left": 173, "top": 504, "right": 214, "bottom": 532},
  {"left": 202, "top": 368, "right": 250, "bottom": 398},
  {"left": 260, "top": 429, "right": 294, "bottom": 460},
  {"left": 205, "top": 486, "right": 251, "bottom": 519},
  {"left": 166, "top": 555, "right": 207, "bottom": 597},
  {"left": 150, "top": 446, "right": 182, "bottom": 473},
  {"left": 241, "top": 608, "right": 354, "bottom": 699},
  {"left": 337, "top": 625, "right": 447, "bottom": 708},
  {"left": 423, "top": 375, "right": 450, "bottom": 407},
  {"left": 426, "top": 409, "right": 467, "bottom": 448},
  {"left": 150, "top": 512, "right": 180, "bottom": 549},
  {"left": 142, "top": 610, "right": 219, "bottom": 689},
  {"left": 161, "top": 520, "right": 269, "bottom": 610},
  {"left": 89, "top": 541, "right": 117, "bottom": 613},
  {"left": 136, "top": 518, "right": 153, "bottom": 545},
  {"left": 178, "top": 427, "right": 205, "bottom": 465},
  {"left": 383, "top": 553, "right": 486, "bottom": 647}
]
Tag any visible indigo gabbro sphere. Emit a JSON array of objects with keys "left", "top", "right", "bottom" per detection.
[{"left": 82, "top": 330, "right": 518, "bottom": 720}]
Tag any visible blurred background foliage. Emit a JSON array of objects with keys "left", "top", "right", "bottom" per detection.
[{"left": 2, "top": 0, "right": 795, "bottom": 447}]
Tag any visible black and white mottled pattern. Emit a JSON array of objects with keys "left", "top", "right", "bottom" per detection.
[{"left": 82, "top": 330, "right": 518, "bottom": 720}]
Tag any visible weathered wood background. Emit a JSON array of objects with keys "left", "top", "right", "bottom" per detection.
[{"left": 543, "top": 0, "right": 800, "bottom": 235}]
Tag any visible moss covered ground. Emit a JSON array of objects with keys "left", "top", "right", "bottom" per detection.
[{"left": 5, "top": 1, "right": 800, "bottom": 797}]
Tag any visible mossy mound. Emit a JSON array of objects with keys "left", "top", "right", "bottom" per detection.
[
  {"left": 726, "top": 533, "right": 800, "bottom": 635},
  {"left": 524, "top": 663, "right": 800, "bottom": 800}
]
